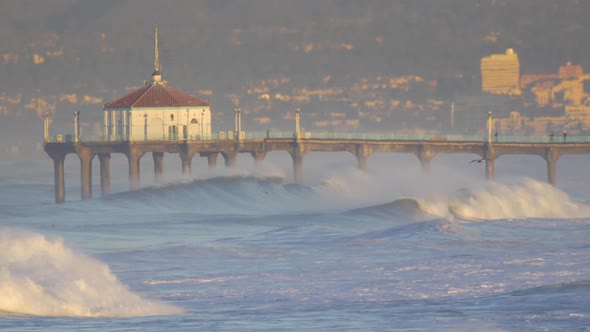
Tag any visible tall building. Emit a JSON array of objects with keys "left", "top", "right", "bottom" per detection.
[
  {"left": 102, "top": 27, "right": 211, "bottom": 141},
  {"left": 481, "top": 48, "right": 521, "bottom": 95}
]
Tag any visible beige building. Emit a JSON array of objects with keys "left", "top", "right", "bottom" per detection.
[
  {"left": 481, "top": 48, "right": 521, "bottom": 95},
  {"left": 496, "top": 111, "right": 526, "bottom": 134},
  {"left": 565, "top": 105, "right": 590, "bottom": 130}
]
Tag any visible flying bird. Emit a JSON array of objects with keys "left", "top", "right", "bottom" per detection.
[{"left": 469, "top": 159, "right": 485, "bottom": 164}]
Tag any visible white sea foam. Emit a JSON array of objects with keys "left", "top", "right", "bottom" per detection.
[
  {"left": 316, "top": 166, "right": 590, "bottom": 221},
  {"left": 0, "top": 228, "right": 184, "bottom": 317},
  {"left": 447, "top": 178, "right": 590, "bottom": 220}
]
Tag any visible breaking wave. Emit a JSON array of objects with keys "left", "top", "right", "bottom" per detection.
[
  {"left": 0, "top": 228, "right": 184, "bottom": 317},
  {"left": 65, "top": 173, "right": 590, "bottom": 224},
  {"left": 101, "top": 175, "right": 322, "bottom": 215},
  {"left": 448, "top": 178, "right": 590, "bottom": 220},
  {"left": 345, "top": 178, "right": 590, "bottom": 222},
  {"left": 509, "top": 280, "right": 590, "bottom": 297},
  {"left": 347, "top": 198, "right": 449, "bottom": 221}
]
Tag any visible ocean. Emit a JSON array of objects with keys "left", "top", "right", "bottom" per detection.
[{"left": 1, "top": 152, "right": 589, "bottom": 331}]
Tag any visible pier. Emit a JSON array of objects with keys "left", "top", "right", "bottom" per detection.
[{"left": 44, "top": 122, "right": 590, "bottom": 203}]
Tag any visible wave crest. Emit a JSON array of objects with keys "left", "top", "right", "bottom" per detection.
[
  {"left": 346, "top": 178, "right": 590, "bottom": 222},
  {"left": 0, "top": 228, "right": 184, "bottom": 317},
  {"left": 449, "top": 179, "right": 590, "bottom": 220}
]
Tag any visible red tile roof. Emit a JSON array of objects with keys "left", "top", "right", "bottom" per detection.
[{"left": 104, "top": 83, "right": 210, "bottom": 109}]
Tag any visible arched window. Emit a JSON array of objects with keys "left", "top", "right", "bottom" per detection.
[{"left": 191, "top": 118, "right": 198, "bottom": 124}]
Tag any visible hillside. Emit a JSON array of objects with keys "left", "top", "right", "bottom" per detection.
[{"left": 0, "top": 0, "right": 589, "bottom": 157}]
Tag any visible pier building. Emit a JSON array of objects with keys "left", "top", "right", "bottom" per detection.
[{"left": 102, "top": 26, "right": 211, "bottom": 142}]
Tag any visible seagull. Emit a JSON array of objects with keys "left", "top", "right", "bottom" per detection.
[{"left": 469, "top": 158, "right": 485, "bottom": 164}]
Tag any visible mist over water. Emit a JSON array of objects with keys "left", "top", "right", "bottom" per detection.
[{"left": 1, "top": 154, "right": 590, "bottom": 330}]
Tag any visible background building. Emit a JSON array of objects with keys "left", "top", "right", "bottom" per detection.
[{"left": 481, "top": 48, "right": 521, "bottom": 95}]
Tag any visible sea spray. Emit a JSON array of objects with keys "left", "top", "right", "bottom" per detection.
[
  {"left": 448, "top": 178, "right": 590, "bottom": 220},
  {"left": 0, "top": 228, "right": 184, "bottom": 317},
  {"left": 340, "top": 176, "right": 590, "bottom": 222}
]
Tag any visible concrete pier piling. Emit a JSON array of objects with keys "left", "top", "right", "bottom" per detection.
[
  {"left": 206, "top": 152, "right": 218, "bottom": 171},
  {"left": 222, "top": 151, "right": 237, "bottom": 168},
  {"left": 98, "top": 153, "right": 111, "bottom": 195},
  {"left": 485, "top": 159, "right": 495, "bottom": 179},
  {"left": 152, "top": 152, "right": 164, "bottom": 182},
  {"left": 355, "top": 144, "right": 372, "bottom": 172},
  {"left": 417, "top": 145, "right": 435, "bottom": 174},
  {"left": 53, "top": 155, "right": 66, "bottom": 203},
  {"left": 251, "top": 151, "right": 266, "bottom": 165},
  {"left": 127, "top": 150, "right": 142, "bottom": 190},
  {"left": 78, "top": 149, "right": 93, "bottom": 200},
  {"left": 546, "top": 149, "right": 559, "bottom": 186},
  {"left": 180, "top": 154, "right": 192, "bottom": 175},
  {"left": 290, "top": 145, "right": 306, "bottom": 184}
]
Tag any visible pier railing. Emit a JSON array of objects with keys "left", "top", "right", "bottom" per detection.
[{"left": 45, "top": 132, "right": 590, "bottom": 144}]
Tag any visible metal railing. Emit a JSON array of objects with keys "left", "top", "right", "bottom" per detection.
[{"left": 45, "top": 132, "right": 590, "bottom": 144}]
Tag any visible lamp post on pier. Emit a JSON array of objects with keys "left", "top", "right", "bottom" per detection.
[
  {"left": 44, "top": 112, "right": 50, "bottom": 142},
  {"left": 74, "top": 111, "right": 80, "bottom": 142},
  {"left": 295, "top": 107, "right": 301, "bottom": 140}
]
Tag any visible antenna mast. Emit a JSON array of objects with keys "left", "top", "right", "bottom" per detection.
[
  {"left": 152, "top": 25, "right": 162, "bottom": 83},
  {"left": 154, "top": 25, "right": 160, "bottom": 73}
]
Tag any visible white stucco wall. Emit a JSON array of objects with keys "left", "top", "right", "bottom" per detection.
[{"left": 104, "top": 106, "right": 211, "bottom": 141}]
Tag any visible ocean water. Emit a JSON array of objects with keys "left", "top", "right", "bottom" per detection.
[{"left": 1, "top": 152, "right": 590, "bottom": 331}]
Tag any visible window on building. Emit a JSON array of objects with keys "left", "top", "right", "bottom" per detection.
[{"left": 170, "top": 114, "right": 174, "bottom": 121}]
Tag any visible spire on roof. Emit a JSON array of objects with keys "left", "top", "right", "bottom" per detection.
[{"left": 152, "top": 25, "right": 163, "bottom": 84}]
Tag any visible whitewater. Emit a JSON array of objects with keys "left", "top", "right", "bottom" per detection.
[{"left": 1, "top": 152, "right": 589, "bottom": 331}]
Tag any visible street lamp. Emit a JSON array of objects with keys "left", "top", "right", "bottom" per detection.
[{"left": 295, "top": 107, "right": 301, "bottom": 139}]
